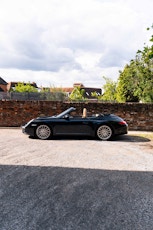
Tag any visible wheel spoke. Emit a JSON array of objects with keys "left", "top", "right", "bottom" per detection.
[
  {"left": 97, "top": 125, "right": 112, "bottom": 140},
  {"left": 36, "top": 125, "right": 51, "bottom": 139}
]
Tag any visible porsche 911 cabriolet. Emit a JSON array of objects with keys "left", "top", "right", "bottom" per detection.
[{"left": 22, "top": 107, "right": 128, "bottom": 140}]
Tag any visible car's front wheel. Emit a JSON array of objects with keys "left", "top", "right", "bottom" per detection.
[
  {"left": 97, "top": 125, "right": 112, "bottom": 140},
  {"left": 36, "top": 124, "right": 51, "bottom": 140}
]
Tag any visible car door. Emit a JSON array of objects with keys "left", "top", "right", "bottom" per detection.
[{"left": 53, "top": 117, "right": 93, "bottom": 136}]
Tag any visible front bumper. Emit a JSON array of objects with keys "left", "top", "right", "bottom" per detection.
[
  {"left": 22, "top": 125, "right": 35, "bottom": 137},
  {"left": 22, "top": 125, "right": 27, "bottom": 134}
]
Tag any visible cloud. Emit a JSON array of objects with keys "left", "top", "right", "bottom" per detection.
[
  {"left": 0, "top": 0, "right": 152, "bottom": 87},
  {"left": 0, "top": 22, "right": 82, "bottom": 71}
]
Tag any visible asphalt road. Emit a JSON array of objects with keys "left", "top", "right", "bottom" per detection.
[{"left": 0, "top": 129, "right": 153, "bottom": 230}]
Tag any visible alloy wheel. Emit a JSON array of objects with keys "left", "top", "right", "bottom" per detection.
[
  {"left": 97, "top": 125, "right": 112, "bottom": 140},
  {"left": 36, "top": 125, "right": 51, "bottom": 140}
]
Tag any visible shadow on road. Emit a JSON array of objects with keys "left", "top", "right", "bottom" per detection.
[
  {"left": 29, "top": 134, "right": 151, "bottom": 143},
  {"left": 1, "top": 165, "right": 153, "bottom": 230},
  {"left": 112, "top": 134, "right": 151, "bottom": 143}
]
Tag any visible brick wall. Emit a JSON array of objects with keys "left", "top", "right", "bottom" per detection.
[{"left": 0, "top": 100, "right": 153, "bottom": 131}]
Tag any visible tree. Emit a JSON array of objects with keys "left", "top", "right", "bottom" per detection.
[
  {"left": 117, "top": 26, "right": 153, "bottom": 102},
  {"left": 69, "top": 86, "right": 86, "bottom": 101},
  {"left": 101, "top": 77, "right": 117, "bottom": 101},
  {"left": 92, "top": 77, "right": 117, "bottom": 101},
  {"left": 134, "top": 26, "right": 153, "bottom": 102},
  {"left": 116, "top": 61, "right": 140, "bottom": 102},
  {"left": 13, "top": 82, "right": 38, "bottom": 93}
]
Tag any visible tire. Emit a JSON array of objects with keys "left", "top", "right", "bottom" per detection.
[
  {"left": 36, "top": 124, "right": 51, "bottom": 140},
  {"left": 97, "top": 125, "right": 112, "bottom": 140}
]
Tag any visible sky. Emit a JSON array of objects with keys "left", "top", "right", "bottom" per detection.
[{"left": 0, "top": 0, "right": 153, "bottom": 88}]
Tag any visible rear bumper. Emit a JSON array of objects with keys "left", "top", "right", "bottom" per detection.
[{"left": 114, "top": 125, "right": 128, "bottom": 135}]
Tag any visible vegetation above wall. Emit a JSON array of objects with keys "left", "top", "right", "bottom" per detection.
[
  {"left": 100, "top": 26, "right": 153, "bottom": 103},
  {"left": 1, "top": 27, "right": 152, "bottom": 103},
  {"left": 11, "top": 82, "right": 38, "bottom": 93}
]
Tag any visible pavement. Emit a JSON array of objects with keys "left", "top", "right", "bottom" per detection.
[{"left": 0, "top": 129, "right": 153, "bottom": 230}]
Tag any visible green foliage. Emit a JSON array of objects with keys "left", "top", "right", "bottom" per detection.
[
  {"left": 117, "top": 26, "right": 153, "bottom": 102},
  {"left": 13, "top": 82, "right": 38, "bottom": 93},
  {"left": 69, "top": 86, "right": 86, "bottom": 101},
  {"left": 101, "top": 77, "right": 117, "bottom": 101},
  {"left": 92, "top": 77, "right": 117, "bottom": 101},
  {"left": 91, "top": 91, "right": 103, "bottom": 100},
  {"left": 116, "top": 61, "right": 140, "bottom": 102}
]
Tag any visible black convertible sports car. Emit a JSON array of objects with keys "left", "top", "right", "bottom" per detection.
[{"left": 22, "top": 107, "right": 128, "bottom": 140}]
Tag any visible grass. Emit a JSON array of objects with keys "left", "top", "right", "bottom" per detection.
[
  {"left": 139, "top": 133, "right": 153, "bottom": 141},
  {"left": 129, "top": 131, "right": 153, "bottom": 141}
]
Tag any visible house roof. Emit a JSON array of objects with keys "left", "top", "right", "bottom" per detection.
[
  {"left": 0, "top": 77, "right": 7, "bottom": 85},
  {"left": 60, "top": 87, "right": 73, "bottom": 93},
  {"left": 73, "top": 83, "right": 85, "bottom": 88}
]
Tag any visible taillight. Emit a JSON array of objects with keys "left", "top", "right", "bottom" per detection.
[{"left": 119, "top": 121, "right": 127, "bottom": 125}]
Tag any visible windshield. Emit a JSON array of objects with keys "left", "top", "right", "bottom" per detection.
[{"left": 56, "top": 107, "right": 76, "bottom": 118}]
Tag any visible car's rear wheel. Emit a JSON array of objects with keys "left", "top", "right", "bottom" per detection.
[
  {"left": 36, "top": 124, "right": 51, "bottom": 140},
  {"left": 97, "top": 125, "right": 112, "bottom": 140}
]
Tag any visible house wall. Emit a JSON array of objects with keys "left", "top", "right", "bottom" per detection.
[
  {"left": 0, "top": 84, "right": 7, "bottom": 92},
  {"left": 0, "top": 100, "right": 153, "bottom": 131}
]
